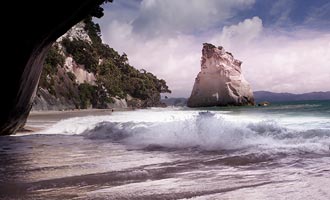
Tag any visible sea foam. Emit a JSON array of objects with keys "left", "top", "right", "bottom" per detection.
[{"left": 37, "top": 109, "right": 330, "bottom": 154}]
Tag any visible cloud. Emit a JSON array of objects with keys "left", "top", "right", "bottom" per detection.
[
  {"left": 96, "top": 1, "right": 330, "bottom": 97},
  {"left": 243, "top": 33, "right": 330, "bottom": 93},
  {"left": 131, "top": 0, "right": 256, "bottom": 37},
  {"left": 269, "top": 0, "right": 295, "bottom": 26},
  {"left": 210, "top": 18, "right": 330, "bottom": 94},
  {"left": 210, "top": 16, "right": 263, "bottom": 49},
  {"left": 102, "top": 20, "right": 202, "bottom": 97},
  {"left": 304, "top": 2, "right": 330, "bottom": 29}
]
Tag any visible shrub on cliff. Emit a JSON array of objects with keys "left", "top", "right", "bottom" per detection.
[
  {"left": 38, "top": 17, "right": 171, "bottom": 110},
  {"left": 62, "top": 38, "right": 99, "bottom": 73},
  {"left": 78, "top": 83, "right": 97, "bottom": 109},
  {"left": 39, "top": 45, "right": 65, "bottom": 93}
]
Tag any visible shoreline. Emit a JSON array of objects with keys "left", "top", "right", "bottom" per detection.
[
  {"left": 29, "top": 107, "right": 134, "bottom": 115},
  {"left": 17, "top": 107, "right": 135, "bottom": 135}
]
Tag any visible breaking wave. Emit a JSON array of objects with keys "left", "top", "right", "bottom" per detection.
[{"left": 39, "top": 110, "right": 330, "bottom": 154}]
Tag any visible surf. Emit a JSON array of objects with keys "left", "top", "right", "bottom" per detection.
[{"left": 35, "top": 109, "right": 330, "bottom": 154}]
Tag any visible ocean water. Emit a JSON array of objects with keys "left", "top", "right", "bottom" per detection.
[{"left": 1, "top": 100, "right": 330, "bottom": 199}]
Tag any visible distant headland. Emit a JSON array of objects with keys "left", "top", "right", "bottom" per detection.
[
  {"left": 162, "top": 91, "right": 330, "bottom": 107},
  {"left": 254, "top": 91, "right": 330, "bottom": 102}
]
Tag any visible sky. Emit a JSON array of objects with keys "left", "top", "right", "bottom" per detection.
[{"left": 95, "top": 0, "right": 330, "bottom": 97}]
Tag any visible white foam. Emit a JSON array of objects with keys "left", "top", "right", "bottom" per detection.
[
  {"left": 39, "top": 109, "right": 231, "bottom": 135},
  {"left": 35, "top": 109, "right": 330, "bottom": 154}
]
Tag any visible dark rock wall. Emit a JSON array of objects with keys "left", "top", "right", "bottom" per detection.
[{"left": 0, "top": 0, "right": 108, "bottom": 135}]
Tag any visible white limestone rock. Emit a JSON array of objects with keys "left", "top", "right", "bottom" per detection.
[
  {"left": 57, "top": 21, "right": 92, "bottom": 43},
  {"left": 54, "top": 21, "right": 96, "bottom": 85},
  {"left": 107, "top": 97, "right": 128, "bottom": 109},
  {"left": 64, "top": 57, "right": 96, "bottom": 85},
  {"left": 187, "top": 43, "right": 254, "bottom": 107}
]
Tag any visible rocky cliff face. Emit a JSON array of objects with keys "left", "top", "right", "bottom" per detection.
[
  {"left": 58, "top": 22, "right": 96, "bottom": 85},
  {"left": 33, "top": 19, "right": 170, "bottom": 111},
  {"left": 187, "top": 43, "right": 254, "bottom": 107},
  {"left": 33, "top": 21, "right": 97, "bottom": 111}
]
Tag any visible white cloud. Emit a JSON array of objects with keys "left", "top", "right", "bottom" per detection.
[
  {"left": 97, "top": 2, "right": 330, "bottom": 97},
  {"left": 103, "top": 20, "right": 202, "bottom": 97},
  {"left": 241, "top": 33, "right": 330, "bottom": 93},
  {"left": 210, "top": 16, "right": 263, "bottom": 50},
  {"left": 210, "top": 18, "right": 330, "bottom": 94},
  {"left": 304, "top": 2, "right": 330, "bottom": 28},
  {"left": 132, "top": 0, "right": 256, "bottom": 37}
]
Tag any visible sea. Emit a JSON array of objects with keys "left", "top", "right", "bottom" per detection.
[{"left": 1, "top": 100, "right": 330, "bottom": 199}]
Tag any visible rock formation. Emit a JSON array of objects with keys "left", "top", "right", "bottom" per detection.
[
  {"left": 0, "top": 0, "right": 110, "bottom": 135},
  {"left": 33, "top": 19, "right": 170, "bottom": 111},
  {"left": 187, "top": 43, "right": 254, "bottom": 107},
  {"left": 32, "top": 21, "right": 97, "bottom": 111}
]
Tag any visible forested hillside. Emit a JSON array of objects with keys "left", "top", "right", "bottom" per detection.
[{"left": 34, "top": 17, "right": 171, "bottom": 110}]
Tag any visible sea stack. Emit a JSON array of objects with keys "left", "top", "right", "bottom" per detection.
[{"left": 187, "top": 43, "right": 254, "bottom": 107}]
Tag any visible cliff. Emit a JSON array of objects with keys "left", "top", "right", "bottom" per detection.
[
  {"left": 33, "top": 18, "right": 171, "bottom": 111},
  {"left": 0, "top": 0, "right": 110, "bottom": 135},
  {"left": 187, "top": 43, "right": 254, "bottom": 107}
]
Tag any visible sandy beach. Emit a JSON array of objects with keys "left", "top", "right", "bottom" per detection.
[
  {"left": 19, "top": 108, "right": 134, "bottom": 134},
  {"left": 1, "top": 105, "right": 330, "bottom": 199}
]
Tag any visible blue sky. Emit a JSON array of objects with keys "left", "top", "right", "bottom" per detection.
[
  {"left": 239, "top": 0, "right": 330, "bottom": 29},
  {"left": 95, "top": 0, "right": 330, "bottom": 97}
]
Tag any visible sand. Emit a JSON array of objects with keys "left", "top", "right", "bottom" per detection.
[{"left": 18, "top": 108, "right": 134, "bottom": 134}]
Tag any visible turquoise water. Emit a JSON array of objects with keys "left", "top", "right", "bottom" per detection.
[{"left": 203, "top": 100, "right": 330, "bottom": 115}]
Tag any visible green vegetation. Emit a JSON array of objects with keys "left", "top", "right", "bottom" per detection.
[
  {"left": 83, "top": 17, "right": 102, "bottom": 45},
  {"left": 78, "top": 83, "right": 97, "bottom": 109},
  {"left": 38, "top": 17, "right": 171, "bottom": 110},
  {"left": 62, "top": 38, "right": 99, "bottom": 73},
  {"left": 45, "top": 44, "right": 65, "bottom": 69},
  {"left": 39, "top": 44, "right": 65, "bottom": 94},
  {"left": 66, "top": 71, "right": 76, "bottom": 82}
]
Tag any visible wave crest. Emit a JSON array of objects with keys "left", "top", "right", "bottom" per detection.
[{"left": 81, "top": 112, "right": 330, "bottom": 153}]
